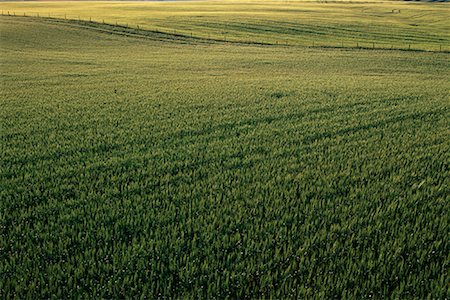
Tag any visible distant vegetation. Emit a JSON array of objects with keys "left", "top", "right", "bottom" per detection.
[
  {"left": 1, "top": 1, "right": 449, "bottom": 298},
  {"left": 0, "top": 0, "right": 449, "bottom": 50}
]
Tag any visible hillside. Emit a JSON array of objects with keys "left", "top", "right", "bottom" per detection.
[
  {"left": 1, "top": 0, "right": 449, "bottom": 50},
  {"left": 1, "top": 3, "right": 449, "bottom": 299}
]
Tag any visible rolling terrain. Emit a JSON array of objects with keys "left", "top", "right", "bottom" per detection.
[
  {"left": 1, "top": 2, "right": 449, "bottom": 298},
  {"left": 0, "top": 0, "right": 449, "bottom": 50}
]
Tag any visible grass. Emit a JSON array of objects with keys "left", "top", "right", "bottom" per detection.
[
  {"left": 1, "top": 2, "right": 450, "bottom": 299},
  {"left": 0, "top": 0, "right": 449, "bottom": 50}
]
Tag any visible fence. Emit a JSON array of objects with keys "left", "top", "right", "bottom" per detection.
[{"left": 0, "top": 11, "right": 447, "bottom": 53}]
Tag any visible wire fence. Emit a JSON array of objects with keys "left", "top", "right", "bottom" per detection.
[{"left": 1, "top": 11, "right": 448, "bottom": 53}]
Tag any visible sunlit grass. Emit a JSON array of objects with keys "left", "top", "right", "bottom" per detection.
[{"left": 0, "top": 0, "right": 449, "bottom": 50}]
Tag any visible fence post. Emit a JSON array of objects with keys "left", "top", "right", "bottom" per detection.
[
  {"left": 408, "top": 44, "right": 411, "bottom": 50},
  {"left": 372, "top": 42, "right": 375, "bottom": 49},
  {"left": 440, "top": 45, "right": 442, "bottom": 52}
]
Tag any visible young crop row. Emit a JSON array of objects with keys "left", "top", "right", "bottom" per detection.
[{"left": 1, "top": 16, "right": 449, "bottom": 298}]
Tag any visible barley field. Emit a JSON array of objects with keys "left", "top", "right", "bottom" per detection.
[
  {"left": 0, "top": 1, "right": 449, "bottom": 298},
  {"left": 1, "top": 0, "right": 449, "bottom": 50}
]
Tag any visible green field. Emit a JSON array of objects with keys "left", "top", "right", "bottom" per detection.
[
  {"left": 1, "top": 0, "right": 449, "bottom": 50},
  {"left": 1, "top": 1, "right": 449, "bottom": 298}
]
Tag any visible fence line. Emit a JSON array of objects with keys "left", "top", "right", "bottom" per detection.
[{"left": 0, "top": 12, "right": 447, "bottom": 53}]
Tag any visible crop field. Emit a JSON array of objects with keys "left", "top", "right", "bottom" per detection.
[
  {"left": 1, "top": 1, "right": 449, "bottom": 299},
  {"left": 1, "top": 0, "right": 449, "bottom": 50}
]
